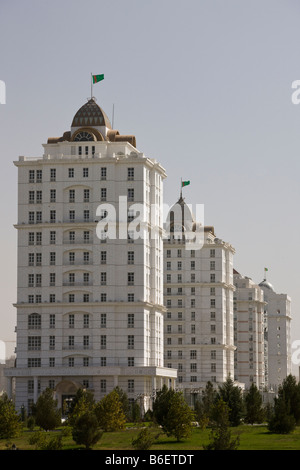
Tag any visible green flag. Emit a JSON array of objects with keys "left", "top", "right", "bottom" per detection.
[
  {"left": 264, "top": 267, "right": 268, "bottom": 272},
  {"left": 92, "top": 74, "right": 104, "bottom": 84},
  {"left": 182, "top": 180, "right": 190, "bottom": 187}
]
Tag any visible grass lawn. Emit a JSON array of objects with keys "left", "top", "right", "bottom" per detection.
[{"left": 1, "top": 424, "right": 300, "bottom": 450}]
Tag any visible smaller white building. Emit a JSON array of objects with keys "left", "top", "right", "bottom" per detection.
[
  {"left": 233, "top": 270, "right": 266, "bottom": 390},
  {"left": 259, "top": 278, "right": 292, "bottom": 392}
]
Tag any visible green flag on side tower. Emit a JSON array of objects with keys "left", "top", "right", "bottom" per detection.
[{"left": 182, "top": 180, "right": 190, "bottom": 187}]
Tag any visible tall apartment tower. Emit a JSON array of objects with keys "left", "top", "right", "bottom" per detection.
[
  {"left": 6, "top": 97, "right": 176, "bottom": 412},
  {"left": 163, "top": 196, "right": 236, "bottom": 404},
  {"left": 258, "top": 277, "right": 292, "bottom": 391},
  {"left": 233, "top": 270, "right": 265, "bottom": 390}
]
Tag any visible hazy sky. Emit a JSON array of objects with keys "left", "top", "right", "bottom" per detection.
[{"left": 0, "top": 0, "right": 300, "bottom": 367}]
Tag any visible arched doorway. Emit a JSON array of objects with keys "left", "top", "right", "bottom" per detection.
[{"left": 55, "top": 380, "right": 83, "bottom": 416}]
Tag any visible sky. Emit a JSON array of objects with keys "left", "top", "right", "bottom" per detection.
[{"left": 0, "top": 0, "right": 299, "bottom": 370}]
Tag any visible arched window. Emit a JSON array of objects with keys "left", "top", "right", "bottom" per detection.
[{"left": 28, "top": 313, "right": 41, "bottom": 329}]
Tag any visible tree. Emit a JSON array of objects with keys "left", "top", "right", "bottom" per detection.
[
  {"left": 34, "top": 388, "right": 61, "bottom": 431},
  {"left": 194, "top": 381, "right": 217, "bottom": 428},
  {"left": 277, "top": 375, "right": 300, "bottom": 425},
  {"left": 95, "top": 390, "right": 126, "bottom": 431},
  {"left": 153, "top": 386, "right": 194, "bottom": 441},
  {"left": 164, "top": 392, "right": 195, "bottom": 441},
  {"left": 113, "top": 386, "right": 130, "bottom": 420},
  {"left": 132, "top": 426, "right": 160, "bottom": 450},
  {"left": 72, "top": 412, "right": 103, "bottom": 450},
  {"left": 244, "top": 383, "right": 264, "bottom": 424},
  {"left": 268, "top": 392, "right": 296, "bottom": 434},
  {"left": 67, "top": 388, "right": 95, "bottom": 426},
  {"left": 0, "top": 393, "right": 22, "bottom": 439},
  {"left": 216, "top": 376, "right": 244, "bottom": 426},
  {"left": 204, "top": 398, "right": 240, "bottom": 450}
]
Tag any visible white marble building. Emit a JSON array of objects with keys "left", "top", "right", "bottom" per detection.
[
  {"left": 6, "top": 98, "right": 176, "bottom": 412},
  {"left": 233, "top": 270, "right": 266, "bottom": 390},
  {"left": 259, "top": 278, "right": 292, "bottom": 391},
  {"left": 163, "top": 196, "right": 236, "bottom": 403}
]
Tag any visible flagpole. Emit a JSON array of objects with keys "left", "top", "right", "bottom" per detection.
[
  {"left": 180, "top": 178, "right": 182, "bottom": 198},
  {"left": 91, "top": 73, "right": 93, "bottom": 100}
]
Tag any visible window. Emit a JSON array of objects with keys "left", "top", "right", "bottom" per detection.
[
  {"left": 166, "top": 250, "right": 171, "bottom": 258},
  {"left": 28, "top": 211, "right": 35, "bottom": 224},
  {"left": 128, "top": 251, "right": 134, "bottom": 264},
  {"left": 83, "top": 167, "right": 88, "bottom": 177},
  {"left": 28, "top": 336, "right": 41, "bottom": 351},
  {"left": 28, "top": 253, "right": 34, "bottom": 266},
  {"left": 36, "top": 170, "right": 42, "bottom": 183},
  {"left": 50, "top": 252, "right": 56, "bottom": 265},
  {"left": 167, "top": 262, "right": 171, "bottom": 271},
  {"left": 36, "top": 211, "right": 42, "bottom": 223},
  {"left": 49, "top": 336, "right": 55, "bottom": 350},
  {"left": 69, "top": 294, "right": 75, "bottom": 303},
  {"left": 210, "top": 299, "right": 216, "bottom": 308},
  {"left": 50, "top": 314, "right": 55, "bottom": 329},
  {"left": 36, "top": 191, "right": 42, "bottom": 204},
  {"left": 50, "top": 189, "right": 56, "bottom": 202},
  {"left": 68, "top": 357, "right": 74, "bottom": 367},
  {"left": 29, "top": 170, "right": 35, "bottom": 183},
  {"left": 101, "top": 357, "right": 106, "bottom": 367},
  {"left": 69, "top": 210, "right": 75, "bottom": 221},
  {"left": 83, "top": 314, "right": 89, "bottom": 328},
  {"left": 101, "top": 313, "right": 106, "bottom": 328},
  {"left": 69, "top": 273, "right": 75, "bottom": 285},
  {"left": 210, "top": 273, "right": 215, "bottom": 282},
  {"left": 84, "top": 210, "right": 90, "bottom": 221},
  {"left": 49, "top": 294, "right": 56, "bottom": 303},
  {"left": 101, "top": 272, "right": 107, "bottom": 286},
  {"left": 50, "top": 273, "right": 55, "bottom": 286},
  {"left": 100, "top": 379, "right": 106, "bottom": 393},
  {"left": 128, "top": 379, "right": 134, "bottom": 393},
  {"left": 68, "top": 168, "right": 74, "bottom": 178},
  {"left": 69, "top": 314, "right": 74, "bottom": 328},
  {"left": 210, "top": 261, "right": 215, "bottom": 270},
  {"left": 128, "top": 357, "right": 134, "bottom": 367},
  {"left": 83, "top": 231, "right": 90, "bottom": 243},
  {"left": 128, "top": 314, "right": 134, "bottom": 328},
  {"left": 69, "top": 189, "right": 75, "bottom": 203},
  {"left": 101, "top": 167, "right": 107, "bottom": 180},
  {"left": 128, "top": 168, "right": 134, "bottom": 180},
  {"left": 83, "top": 293, "right": 90, "bottom": 303},
  {"left": 28, "top": 274, "right": 34, "bottom": 287},
  {"left": 100, "top": 251, "right": 106, "bottom": 264},
  {"left": 29, "top": 232, "right": 35, "bottom": 245},
  {"left": 50, "top": 210, "right": 56, "bottom": 223},
  {"left": 83, "top": 251, "right": 90, "bottom": 264},
  {"left": 84, "top": 189, "right": 90, "bottom": 202},
  {"left": 128, "top": 188, "right": 134, "bottom": 202},
  {"left": 83, "top": 335, "right": 89, "bottom": 349},
  {"left": 128, "top": 293, "right": 134, "bottom": 302},
  {"left": 101, "top": 335, "right": 106, "bottom": 349},
  {"left": 69, "top": 252, "right": 75, "bottom": 264},
  {"left": 29, "top": 191, "right": 35, "bottom": 204},
  {"left": 36, "top": 232, "right": 42, "bottom": 245},
  {"left": 101, "top": 293, "right": 107, "bottom": 302},
  {"left": 128, "top": 272, "right": 134, "bottom": 286},
  {"left": 128, "top": 335, "right": 134, "bottom": 349},
  {"left": 28, "top": 313, "right": 42, "bottom": 330},
  {"left": 83, "top": 357, "right": 89, "bottom": 367},
  {"left": 50, "top": 231, "right": 56, "bottom": 244},
  {"left": 191, "top": 261, "right": 195, "bottom": 270},
  {"left": 210, "top": 249, "right": 215, "bottom": 258},
  {"left": 101, "top": 188, "right": 107, "bottom": 201},
  {"left": 83, "top": 273, "right": 90, "bottom": 285},
  {"left": 50, "top": 168, "right": 56, "bottom": 181},
  {"left": 69, "top": 231, "right": 75, "bottom": 243},
  {"left": 211, "top": 350, "right": 216, "bottom": 360},
  {"left": 190, "top": 350, "right": 197, "bottom": 359},
  {"left": 28, "top": 358, "right": 41, "bottom": 368}
]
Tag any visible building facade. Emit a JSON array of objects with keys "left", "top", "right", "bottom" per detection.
[
  {"left": 259, "top": 278, "right": 292, "bottom": 391},
  {"left": 6, "top": 98, "right": 176, "bottom": 412},
  {"left": 163, "top": 196, "right": 236, "bottom": 404},
  {"left": 233, "top": 270, "right": 265, "bottom": 390}
]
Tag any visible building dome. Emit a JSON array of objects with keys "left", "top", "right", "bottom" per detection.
[
  {"left": 166, "top": 196, "right": 196, "bottom": 235},
  {"left": 71, "top": 98, "right": 112, "bottom": 129},
  {"left": 259, "top": 280, "right": 275, "bottom": 292}
]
